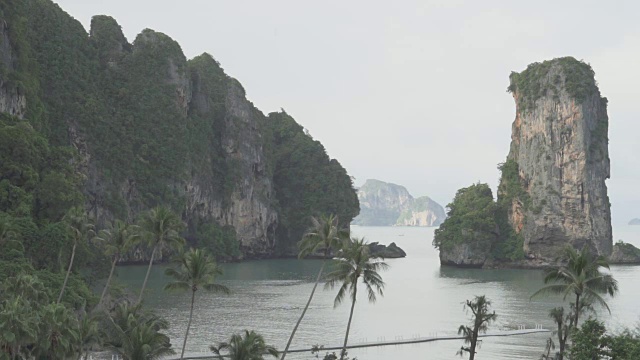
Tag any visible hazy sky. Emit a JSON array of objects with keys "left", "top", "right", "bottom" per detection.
[{"left": 54, "top": 0, "right": 639, "bottom": 225}]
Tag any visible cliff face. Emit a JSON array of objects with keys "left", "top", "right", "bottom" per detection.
[
  {"left": 0, "top": 2, "right": 357, "bottom": 260},
  {"left": 396, "top": 196, "right": 446, "bottom": 226},
  {"left": 352, "top": 179, "right": 444, "bottom": 226},
  {"left": 184, "top": 59, "right": 278, "bottom": 257},
  {"left": 500, "top": 57, "right": 612, "bottom": 262}
]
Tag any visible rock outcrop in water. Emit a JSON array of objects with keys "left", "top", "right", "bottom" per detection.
[
  {"left": 629, "top": 218, "right": 640, "bottom": 225},
  {"left": 609, "top": 242, "right": 640, "bottom": 264},
  {"left": 499, "top": 57, "right": 612, "bottom": 263},
  {"left": 435, "top": 57, "right": 612, "bottom": 268},
  {"left": 352, "top": 179, "right": 445, "bottom": 227},
  {"left": 368, "top": 242, "right": 407, "bottom": 258}
]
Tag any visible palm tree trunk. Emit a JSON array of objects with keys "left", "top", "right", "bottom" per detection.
[
  {"left": 469, "top": 328, "right": 479, "bottom": 360},
  {"left": 180, "top": 290, "right": 196, "bottom": 360},
  {"left": 58, "top": 242, "right": 77, "bottom": 304},
  {"left": 574, "top": 293, "right": 581, "bottom": 328},
  {"left": 98, "top": 256, "right": 118, "bottom": 308},
  {"left": 340, "top": 287, "right": 357, "bottom": 360},
  {"left": 138, "top": 245, "right": 157, "bottom": 304},
  {"left": 281, "top": 260, "right": 327, "bottom": 360}
]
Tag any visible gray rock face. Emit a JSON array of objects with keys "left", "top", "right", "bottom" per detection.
[
  {"left": 503, "top": 58, "right": 612, "bottom": 262},
  {"left": 353, "top": 179, "right": 445, "bottom": 226},
  {"left": 439, "top": 242, "right": 487, "bottom": 268},
  {"left": 84, "top": 22, "right": 279, "bottom": 258},
  {"left": 185, "top": 76, "right": 278, "bottom": 257},
  {"left": 396, "top": 196, "right": 446, "bottom": 226}
]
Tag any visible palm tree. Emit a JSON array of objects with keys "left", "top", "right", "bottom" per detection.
[
  {"left": 59, "top": 206, "right": 94, "bottom": 304},
  {"left": 165, "top": 248, "right": 230, "bottom": 360},
  {"left": 35, "top": 303, "right": 80, "bottom": 359},
  {"left": 281, "top": 214, "right": 348, "bottom": 359},
  {"left": 531, "top": 246, "right": 618, "bottom": 327},
  {"left": 457, "top": 295, "right": 497, "bottom": 360},
  {"left": 77, "top": 312, "right": 101, "bottom": 360},
  {"left": 137, "top": 206, "right": 185, "bottom": 304},
  {"left": 0, "top": 296, "right": 39, "bottom": 359},
  {"left": 210, "top": 330, "right": 279, "bottom": 360},
  {"left": 96, "top": 220, "right": 141, "bottom": 308},
  {"left": 547, "top": 307, "right": 570, "bottom": 360},
  {"left": 324, "top": 237, "right": 388, "bottom": 360},
  {"left": 104, "top": 302, "right": 175, "bottom": 360}
]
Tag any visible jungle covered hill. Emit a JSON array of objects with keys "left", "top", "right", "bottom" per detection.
[{"left": 0, "top": 0, "right": 359, "bottom": 262}]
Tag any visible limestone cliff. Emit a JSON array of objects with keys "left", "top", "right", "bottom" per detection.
[
  {"left": 352, "top": 179, "right": 444, "bottom": 226},
  {"left": 396, "top": 196, "right": 446, "bottom": 226},
  {"left": 0, "top": 2, "right": 358, "bottom": 260},
  {"left": 499, "top": 57, "right": 612, "bottom": 262}
]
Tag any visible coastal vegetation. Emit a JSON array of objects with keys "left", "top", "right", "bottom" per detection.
[
  {"left": 164, "top": 248, "right": 230, "bottom": 360},
  {"left": 0, "top": 1, "right": 637, "bottom": 359},
  {"left": 531, "top": 247, "right": 621, "bottom": 359},
  {"left": 210, "top": 330, "right": 279, "bottom": 360},
  {"left": 457, "top": 296, "right": 497, "bottom": 360},
  {"left": 324, "top": 237, "right": 389, "bottom": 360},
  {"left": 281, "top": 214, "right": 349, "bottom": 359}
]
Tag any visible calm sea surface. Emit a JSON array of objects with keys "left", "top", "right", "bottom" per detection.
[{"left": 115, "top": 226, "right": 640, "bottom": 359}]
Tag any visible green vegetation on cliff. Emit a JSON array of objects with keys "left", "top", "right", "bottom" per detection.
[
  {"left": 0, "top": 0, "right": 358, "bottom": 261},
  {"left": 265, "top": 111, "right": 359, "bottom": 252},
  {"left": 508, "top": 57, "right": 599, "bottom": 112},
  {"left": 433, "top": 183, "right": 497, "bottom": 253},
  {"left": 493, "top": 159, "right": 526, "bottom": 261},
  {"left": 434, "top": 161, "right": 529, "bottom": 262}
]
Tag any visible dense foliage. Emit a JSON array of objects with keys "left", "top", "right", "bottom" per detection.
[
  {"left": 432, "top": 183, "right": 497, "bottom": 253},
  {"left": 0, "top": 0, "right": 358, "bottom": 262},
  {"left": 492, "top": 159, "right": 527, "bottom": 260},
  {"left": 0, "top": 1, "right": 358, "bottom": 357},
  {"left": 569, "top": 320, "right": 640, "bottom": 360},
  {"left": 507, "top": 57, "right": 599, "bottom": 112},
  {"left": 264, "top": 111, "right": 359, "bottom": 253}
]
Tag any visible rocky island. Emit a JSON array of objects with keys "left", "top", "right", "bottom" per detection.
[
  {"left": 629, "top": 218, "right": 640, "bottom": 225},
  {"left": 434, "top": 57, "right": 623, "bottom": 268},
  {"left": 352, "top": 179, "right": 445, "bottom": 227},
  {"left": 368, "top": 242, "right": 407, "bottom": 258}
]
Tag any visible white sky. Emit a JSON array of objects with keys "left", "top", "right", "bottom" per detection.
[{"left": 54, "top": 0, "right": 640, "bottom": 225}]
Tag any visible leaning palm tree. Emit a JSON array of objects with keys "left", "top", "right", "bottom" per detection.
[
  {"left": 59, "top": 206, "right": 94, "bottom": 304},
  {"left": 165, "top": 248, "right": 230, "bottom": 360},
  {"left": 531, "top": 246, "right": 618, "bottom": 327},
  {"left": 324, "top": 237, "right": 389, "bottom": 360},
  {"left": 210, "top": 330, "right": 279, "bottom": 360},
  {"left": 96, "top": 220, "right": 141, "bottom": 308},
  {"left": 281, "top": 214, "right": 349, "bottom": 359},
  {"left": 137, "top": 206, "right": 185, "bottom": 304}
]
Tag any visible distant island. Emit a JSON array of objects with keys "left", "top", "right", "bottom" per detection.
[
  {"left": 352, "top": 179, "right": 445, "bottom": 227},
  {"left": 629, "top": 218, "right": 640, "bottom": 225}
]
